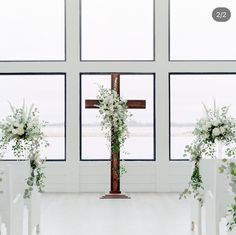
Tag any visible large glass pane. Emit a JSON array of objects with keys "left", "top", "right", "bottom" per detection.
[
  {"left": 81, "top": 74, "right": 155, "bottom": 160},
  {"left": 81, "top": 74, "right": 111, "bottom": 160},
  {"left": 0, "top": 74, "right": 65, "bottom": 160},
  {"left": 120, "top": 75, "right": 154, "bottom": 160},
  {"left": 0, "top": 0, "right": 65, "bottom": 61},
  {"left": 170, "top": 0, "right": 236, "bottom": 60},
  {"left": 170, "top": 74, "right": 236, "bottom": 160},
  {"left": 81, "top": 0, "right": 154, "bottom": 61}
]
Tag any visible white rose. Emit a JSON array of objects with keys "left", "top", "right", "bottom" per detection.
[
  {"left": 18, "top": 123, "right": 24, "bottom": 129},
  {"left": 212, "top": 120, "right": 219, "bottom": 127},
  {"left": 203, "top": 133, "right": 209, "bottom": 139},
  {"left": 220, "top": 126, "right": 226, "bottom": 134},
  {"left": 17, "top": 127, "right": 24, "bottom": 136},
  {"left": 13, "top": 122, "right": 20, "bottom": 128},
  {"left": 212, "top": 128, "right": 221, "bottom": 137},
  {"left": 12, "top": 128, "right": 18, "bottom": 135},
  {"left": 35, "top": 157, "right": 41, "bottom": 167}
]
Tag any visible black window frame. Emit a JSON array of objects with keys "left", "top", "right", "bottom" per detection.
[
  {"left": 169, "top": 72, "right": 236, "bottom": 161},
  {"left": 79, "top": 72, "right": 156, "bottom": 161},
  {"left": 0, "top": 72, "right": 67, "bottom": 162}
]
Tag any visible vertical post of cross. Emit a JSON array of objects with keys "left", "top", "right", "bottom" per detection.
[{"left": 110, "top": 73, "right": 121, "bottom": 194}]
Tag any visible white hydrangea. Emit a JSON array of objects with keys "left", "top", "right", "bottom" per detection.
[{"left": 212, "top": 127, "right": 221, "bottom": 137}]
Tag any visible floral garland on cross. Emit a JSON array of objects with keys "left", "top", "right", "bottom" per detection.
[
  {"left": 180, "top": 103, "right": 236, "bottom": 231},
  {"left": 96, "top": 85, "right": 132, "bottom": 176},
  {"left": 0, "top": 102, "right": 49, "bottom": 198}
]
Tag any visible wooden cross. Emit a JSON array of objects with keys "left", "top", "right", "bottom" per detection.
[{"left": 85, "top": 73, "right": 146, "bottom": 199}]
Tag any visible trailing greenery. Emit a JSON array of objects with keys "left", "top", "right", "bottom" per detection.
[
  {"left": 96, "top": 86, "right": 132, "bottom": 176},
  {"left": 227, "top": 197, "right": 236, "bottom": 231},
  {"left": 111, "top": 160, "right": 128, "bottom": 178},
  {"left": 179, "top": 142, "right": 204, "bottom": 206},
  {"left": 119, "top": 163, "right": 128, "bottom": 176},
  {"left": 0, "top": 101, "right": 49, "bottom": 198},
  {"left": 0, "top": 102, "right": 49, "bottom": 158},
  {"left": 24, "top": 151, "right": 46, "bottom": 198}
]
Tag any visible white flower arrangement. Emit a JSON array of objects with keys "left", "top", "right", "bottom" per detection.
[
  {"left": 192, "top": 104, "right": 236, "bottom": 158},
  {"left": 0, "top": 102, "right": 49, "bottom": 158},
  {"left": 96, "top": 86, "right": 132, "bottom": 176},
  {"left": 0, "top": 101, "right": 49, "bottom": 198},
  {"left": 180, "top": 103, "right": 236, "bottom": 230},
  {"left": 96, "top": 85, "right": 132, "bottom": 154}
]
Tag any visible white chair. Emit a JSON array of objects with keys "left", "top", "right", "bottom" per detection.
[
  {"left": 22, "top": 161, "right": 41, "bottom": 235},
  {"left": 0, "top": 166, "right": 24, "bottom": 235}
]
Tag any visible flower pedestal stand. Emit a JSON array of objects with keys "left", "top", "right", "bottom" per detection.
[
  {"left": 0, "top": 165, "right": 24, "bottom": 235},
  {"left": 25, "top": 187, "right": 41, "bottom": 235},
  {"left": 190, "top": 196, "right": 202, "bottom": 235},
  {"left": 200, "top": 142, "right": 232, "bottom": 235},
  {"left": 24, "top": 160, "right": 41, "bottom": 235}
]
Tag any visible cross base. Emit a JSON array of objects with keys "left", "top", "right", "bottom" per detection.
[{"left": 100, "top": 193, "right": 131, "bottom": 199}]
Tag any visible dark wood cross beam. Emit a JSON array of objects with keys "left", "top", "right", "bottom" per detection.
[{"left": 85, "top": 73, "right": 146, "bottom": 199}]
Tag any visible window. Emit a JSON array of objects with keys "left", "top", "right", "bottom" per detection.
[
  {"left": 0, "top": 0, "right": 65, "bottom": 61},
  {"left": 170, "top": 0, "right": 236, "bottom": 60},
  {"left": 80, "top": 0, "right": 154, "bottom": 61},
  {"left": 170, "top": 73, "right": 236, "bottom": 160},
  {"left": 0, "top": 74, "right": 66, "bottom": 160},
  {"left": 80, "top": 73, "right": 155, "bottom": 160}
]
